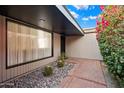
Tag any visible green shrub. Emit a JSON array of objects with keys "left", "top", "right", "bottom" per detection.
[
  {"left": 58, "top": 56, "right": 64, "bottom": 61},
  {"left": 97, "top": 6, "right": 124, "bottom": 87},
  {"left": 57, "top": 60, "right": 64, "bottom": 68},
  {"left": 42, "top": 65, "right": 53, "bottom": 76},
  {"left": 98, "top": 29, "right": 124, "bottom": 87},
  {"left": 61, "top": 52, "right": 68, "bottom": 59},
  {"left": 119, "top": 80, "right": 124, "bottom": 87},
  {"left": 58, "top": 52, "right": 68, "bottom": 61}
]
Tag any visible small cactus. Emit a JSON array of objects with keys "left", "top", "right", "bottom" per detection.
[
  {"left": 42, "top": 65, "right": 53, "bottom": 76},
  {"left": 57, "top": 60, "right": 64, "bottom": 68}
]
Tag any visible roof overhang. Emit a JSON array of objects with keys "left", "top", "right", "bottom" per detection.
[
  {"left": 56, "top": 5, "right": 84, "bottom": 35},
  {"left": 0, "top": 5, "right": 84, "bottom": 36}
]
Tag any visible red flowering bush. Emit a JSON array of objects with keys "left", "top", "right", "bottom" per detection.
[
  {"left": 97, "top": 6, "right": 124, "bottom": 87},
  {"left": 100, "top": 5, "right": 105, "bottom": 11}
]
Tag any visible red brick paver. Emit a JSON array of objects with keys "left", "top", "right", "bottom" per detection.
[{"left": 60, "top": 58, "right": 107, "bottom": 88}]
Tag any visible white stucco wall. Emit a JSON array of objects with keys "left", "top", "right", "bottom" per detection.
[{"left": 66, "top": 33, "right": 103, "bottom": 60}]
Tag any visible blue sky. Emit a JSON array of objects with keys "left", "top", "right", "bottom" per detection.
[{"left": 66, "top": 5, "right": 102, "bottom": 29}]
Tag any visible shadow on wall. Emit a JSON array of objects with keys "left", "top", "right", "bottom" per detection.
[{"left": 66, "top": 36, "right": 83, "bottom": 44}]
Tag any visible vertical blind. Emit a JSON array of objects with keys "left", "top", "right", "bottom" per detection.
[{"left": 7, "top": 21, "right": 52, "bottom": 67}]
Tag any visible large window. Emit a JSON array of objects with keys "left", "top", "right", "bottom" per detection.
[{"left": 7, "top": 20, "right": 52, "bottom": 68}]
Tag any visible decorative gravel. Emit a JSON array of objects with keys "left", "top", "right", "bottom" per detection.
[{"left": 0, "top": 62, "right": 74, "bottom": 88}]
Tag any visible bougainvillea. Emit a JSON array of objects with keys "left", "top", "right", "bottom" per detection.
[
  {"left": 97, "top": 5, "right": 124, "bottom": 87},
  {"left": 100, "top": 5, "right": 105, "bottom": 11},
  {"left": 96, "top": 5, "right": 124, "bottom": 39}
]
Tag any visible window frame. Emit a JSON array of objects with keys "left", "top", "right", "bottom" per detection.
[{"left": 6, "top": 18, "right": 54, "bottom": 69}]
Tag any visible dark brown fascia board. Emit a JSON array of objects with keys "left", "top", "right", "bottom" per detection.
[{"left": 61, "top": 5, "right": 85, "bottom": 35}]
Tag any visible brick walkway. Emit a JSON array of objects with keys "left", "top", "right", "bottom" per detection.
[{"left": 60, "top": 58, "right": 107, "bottom": 88}]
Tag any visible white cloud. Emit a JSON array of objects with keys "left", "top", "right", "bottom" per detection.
[
  {"left": 69, "top": 10, "right": 79, "bottom": 18},
  {"left": 82, "top": 17, "right": 89, "bottom": 21},
  {"left": 82, "top": 16, "right": 97, "bottom": 21},
  {"left": 89, "top": 16, "right": 97, "bottom": 19},
  {"left": 73, "top": 5, "right": 89, "bottom": 10}
]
